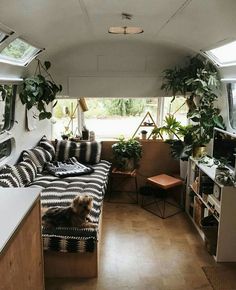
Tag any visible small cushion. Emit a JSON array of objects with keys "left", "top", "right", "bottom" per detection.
[
  {"left": 0, "top": 166, "right": 21, "bottom": 187},
  {"left": 5, "top": 159, "right": 37, "bottom": 186},
  {"left": 55, "top": 140, "right": 102, "bottom": 164},
  {"left": 38, "top": 135, "right": 55, "bottom": 159},
  {"left": 22, "top": 146, "right": 53, "bottom": 173},
  {"left": 147, "top": 174, "right": 183, "bottom": 189}
]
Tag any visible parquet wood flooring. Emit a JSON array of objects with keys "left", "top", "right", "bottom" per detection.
[{"left": 45, "top": 202, "right": 216, "bottom": 290}]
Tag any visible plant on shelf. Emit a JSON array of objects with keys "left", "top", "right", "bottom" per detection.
[
  {"left": 153, "top": 114, "right": 182, "bottom": 140},
  {"left": 112, "top": 137, "right": 142, "bottom": 170},
  {"left": 140, "top": 129, "right": 148, "bottom": 140},
  {"left": 19, "top": 59, "right": 62, "bottom": 120},
  {"left": 161, "top": 54, "right": 225, "bottom": 160}
]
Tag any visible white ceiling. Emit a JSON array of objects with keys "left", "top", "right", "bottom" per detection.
[{"left": 1, "top": 0, "right": 236, "bottom": 82}]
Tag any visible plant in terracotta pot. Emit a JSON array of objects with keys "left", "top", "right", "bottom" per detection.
[
  {"left": 112, "top": 137, "right": 142, "bottom": 171},
  {"left": 19, "top": 60, "right": 62, "bottom": 120}
]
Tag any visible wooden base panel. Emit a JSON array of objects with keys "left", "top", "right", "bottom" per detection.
[
  {"left": 44, "top": 248, "right": 98, "bottom": 278},
  {"left": 44, "top": 206, "right": 103, "bottom": 278}
]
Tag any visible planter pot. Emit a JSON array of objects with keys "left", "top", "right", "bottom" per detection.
[
  {"left": 192, "top": 146, "right": 206, "bottom": 159},
  {"left": 118, "top": 158, "right": 135, "bottom": 171},
  {"left": 215, "top": 167, "right": 230, "bottom": 176},
  {"left": 180, "top": 160, "right": 188, "bottom": 180},
  {"left": 215, "top": 167, "right": 233, "bottom": 186},
  {"left": 141, "top": 133, "right": 147, "bottom": 140}
]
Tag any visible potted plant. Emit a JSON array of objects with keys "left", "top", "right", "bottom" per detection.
[
  {"left": 112, "top": 137, "right": 142, "bottom": 170},
  {"left": 19, "top": 60, "right": 62, "bottom": 120},
  {"left": 161, "top": 54, "right": 225, "bottom": 160},
  {"left": 140, "top": 130, "right": 148, "bottom": 140}
]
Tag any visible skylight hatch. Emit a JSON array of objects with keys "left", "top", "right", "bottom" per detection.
[
  {"left": 0, "top": 31, "right": 8, "bottom": 44},
  {"left": 205, "top": 40, "right": 236, "bottom": 67},
  {"left": 0, "top": 38, "right": 41, "bottom": 66}
]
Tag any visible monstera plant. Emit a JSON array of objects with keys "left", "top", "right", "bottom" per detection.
[{"left": 19, "top": 60, "right": 62, "bottom": 120}]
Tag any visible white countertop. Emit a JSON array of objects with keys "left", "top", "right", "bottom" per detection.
[{"left": 0, "top": 188, "right": 41, "bottom": 254}]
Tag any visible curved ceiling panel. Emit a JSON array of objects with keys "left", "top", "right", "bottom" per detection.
[{"left": 1, "top": 0, "right": 236, "bottom": 79}]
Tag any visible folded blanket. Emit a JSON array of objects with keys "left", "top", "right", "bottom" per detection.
[{"left": 45, "top": 157, "right": 94, "bottom": 178}]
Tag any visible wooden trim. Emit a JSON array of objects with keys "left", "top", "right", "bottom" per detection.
[
  {"left": 79, "top": 97, "right": 88, "bottom": 112},
  {"left": 44, "top": 206, "right": 103, "bottom": 278},
  {"left": 44, "top": 249, "right": 98, "bottom": 278}
]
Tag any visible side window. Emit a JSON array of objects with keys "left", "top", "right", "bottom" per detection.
[
  {"left": 0, "top": 84, "right": 16, "bottom": 132},
  {"left": 0, "top": 138, "right": 12, "bottom": 160},
  {"left": 227, "top": 83, "right": 236, "bottom": 129},
  {"left": 162, "top": 96, "right": 188, "bottom": 126}
]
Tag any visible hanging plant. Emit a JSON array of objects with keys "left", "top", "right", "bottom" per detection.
[{"left": 19, "top": 60, "right": 62, "bottom": 120}]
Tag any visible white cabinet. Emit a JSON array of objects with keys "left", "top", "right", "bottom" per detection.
[{"left": 186, "top": 157, "right": 236, "bottom": 262}]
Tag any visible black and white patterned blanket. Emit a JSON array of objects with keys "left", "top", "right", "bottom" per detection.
[{"left": 29, "top": 160, "right": 111, "bottom": 253}]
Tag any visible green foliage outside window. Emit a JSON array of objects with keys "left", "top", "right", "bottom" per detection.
[{"left": 1, "top": 38, "right": 33, "bottom": 59}]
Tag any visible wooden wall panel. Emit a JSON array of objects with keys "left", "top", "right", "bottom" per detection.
[
  {"left": 0, "top": 200, "right": 44, "bottom": 290},
  {"left": 101, "top": 140, "right": 179, "bottom": 190}
]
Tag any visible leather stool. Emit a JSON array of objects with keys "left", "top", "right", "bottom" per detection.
[{"left": 141, "top": 174, "right": 183, "bottom": 219}]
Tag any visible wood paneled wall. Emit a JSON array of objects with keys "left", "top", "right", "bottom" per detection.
[{"left": 101, "top": 140, "right": 179, "bottom": 190}]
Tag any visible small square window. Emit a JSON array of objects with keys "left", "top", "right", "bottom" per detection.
[
  {"left": 0, "top": 138, "right": 12, "bottom": 160},
  {"left": 0, "top": 38, "right": 41, "bottom": 66},
  {"left": 205, "top": 41, "right": 236, "bottom": 67}
]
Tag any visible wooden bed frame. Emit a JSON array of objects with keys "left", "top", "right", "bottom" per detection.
[{"left": 44, "top": 207, "right": 103, "bottom": 278}]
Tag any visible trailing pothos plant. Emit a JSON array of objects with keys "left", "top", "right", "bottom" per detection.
[
  {"left": 19, "top": 60, "right": 62, "bottom": 120},
  {"left": 161, "top": 54, "right": 225, "bottom": 160}
]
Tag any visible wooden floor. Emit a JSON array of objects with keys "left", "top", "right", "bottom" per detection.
[{"left": 45, "top": 201, "right": 216, "bottom": 290}]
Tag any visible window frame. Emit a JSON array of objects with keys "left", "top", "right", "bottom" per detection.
[
  {"left": 0, "top": 84, "right": 17, "bottom": 133},
  {"left": 0, "top": 137, "right": 15, "bottom": 166},
  {"left": 204, "top": 40, "right": 236, "bottom": 67},
  {"left": 0, "top": 37, "right": 42, "bottom": 67},
  {"left": 226, "top": 83, "right": 236, "bottom": 130}
]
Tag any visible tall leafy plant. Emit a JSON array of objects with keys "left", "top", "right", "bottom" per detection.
[
  {"left": 20, "top": 60, "right": 62, "bottom": 120},
  {"left": 161, "top": 54, "right": 225, "bottom": 160}
]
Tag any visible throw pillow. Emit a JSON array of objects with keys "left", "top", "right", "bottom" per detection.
[
  {"left": 55, "top": 140, "right": 102, "bottom": 164},
  {"left": 22, "top": 146, "right": 53, "bottom": 173},
  {"left": 38, "top": 135, "right": 55, "bottom": 159},
  {"left": 0, "top": 166, "right": 21, "bottom": 187}
]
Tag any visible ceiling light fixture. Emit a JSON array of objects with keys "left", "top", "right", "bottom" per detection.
[
  {"left": 108, "top": 26, "right": 143, "bottom": 35},
  {"left": 108, "top": 12, "right": 144, "bottom": 35}
]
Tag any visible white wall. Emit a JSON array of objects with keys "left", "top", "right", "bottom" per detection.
[{"left": 6, "top": 93, "right": 51, "bottom": 165}]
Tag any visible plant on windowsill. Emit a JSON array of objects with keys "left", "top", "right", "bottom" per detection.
[
  {"left": 112, "top": 137, "right": 142, "bottom": 171},
  {"left": 152, "top": 114, "right": 182, "bottom": 140},
  {"left": 19, "top": 59, "right": 62, "bottom": 120},
  {"left": 161, "top": 54, "right": 225, "bottom": 160}
]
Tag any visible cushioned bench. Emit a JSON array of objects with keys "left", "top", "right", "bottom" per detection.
[{"left": 0, "top": 137, "right": 111, "bottom": 278}]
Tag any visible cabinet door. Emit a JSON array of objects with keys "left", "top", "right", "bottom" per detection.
[{"left": 0, "top": 199, "right": 44, "bottom": 290}]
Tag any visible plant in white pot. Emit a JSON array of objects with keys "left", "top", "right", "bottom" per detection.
[{"left": 140, "top": 130, "right": 148, "bottom": 140}]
